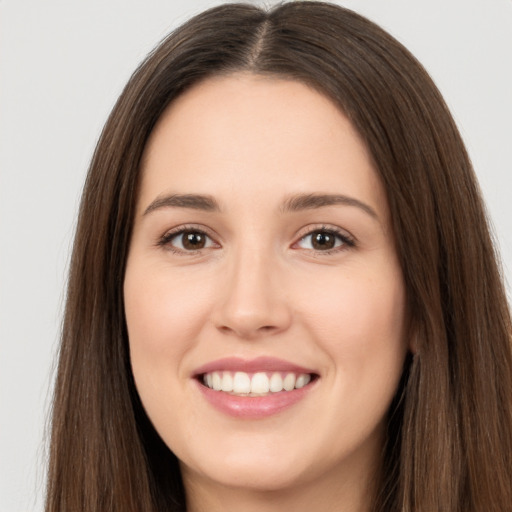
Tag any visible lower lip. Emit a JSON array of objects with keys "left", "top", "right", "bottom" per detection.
[{"left": 195, "top": 380, "right": 315, "bottom": 419}]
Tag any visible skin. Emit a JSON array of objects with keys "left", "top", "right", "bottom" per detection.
[{"left": 124, "top": 73, "right": 409, "bottom": 512}]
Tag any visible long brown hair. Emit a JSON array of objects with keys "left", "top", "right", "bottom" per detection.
[{"left": 46, "top": 2, "right": 512, "bottom": 511}]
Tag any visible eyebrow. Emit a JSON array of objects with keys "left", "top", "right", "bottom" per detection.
[
  {"left": 143, "top": 194, "right": 221, "bottom": 215},
  {"left": 280, "top": 193, "right": 378, "bottom": 219},
  {"left": 143, "top": 192, "right": 378, "bottom": 220}
]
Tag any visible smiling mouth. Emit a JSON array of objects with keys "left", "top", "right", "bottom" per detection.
[{"left": 199, "top": 371, "right": 317, "bottom": 396}]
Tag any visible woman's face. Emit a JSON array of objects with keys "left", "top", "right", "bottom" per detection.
[{"left": 124, "top": 74, "right": 408, "bottom": 502}]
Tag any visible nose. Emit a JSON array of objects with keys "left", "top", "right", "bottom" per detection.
[{"left": 212, "top": 247, "right": 292, "bottom": 340}]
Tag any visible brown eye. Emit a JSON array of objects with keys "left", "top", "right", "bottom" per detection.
[
  {"left": 181, "top": 231, "right": 207, "bottom": 250},
  {"left": 161, "top": 229, "right": 216, "bottom": 252},
  {"left": 296, "top": 228, "right": 353, "bottom": 253},
  {"left": 311, "top": 231, "right": 336, "bottom": 250}
]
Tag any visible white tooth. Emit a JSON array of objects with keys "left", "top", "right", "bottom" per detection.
[
  {"left": 233, "top": 372, "right": 251, "bottom": 393},
  {"left": 221, "top": 372, "right": 233, "bottom": 392},
  {"left": 283, "top": 373, "right": 296, "bottom": 391},
  {"left": 212, "top": 372, "right": 222, "bottom": 391},
  {"left": 251, "top": 372, "right": 270, "bottom": 394},
  {"left": 206, "top": 373, "right": 213, "bottom": 388},
  {"left": 295, "top": 373, "right": 311, "bottom": 389},
  {"left": 269, "top": 372, "right": 284, "bottom": 392}
]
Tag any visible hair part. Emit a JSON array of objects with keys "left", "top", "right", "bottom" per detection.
[{"left": 46, "top": 2, "right": 512, "bottom": 511}]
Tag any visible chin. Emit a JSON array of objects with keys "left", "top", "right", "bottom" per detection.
[
  {"left": 178, "top": 437, "right": 318, "bottom": 492},
  {"left": 186, "top": 458, "right": 311, "bottom": 493}
]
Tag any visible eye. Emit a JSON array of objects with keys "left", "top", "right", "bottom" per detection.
[
  {"left": 296, "top": 227, "right": 354, "bottom": 252},
  {"left": 159, "top": 228, "right": 217, "bottom": 252}
]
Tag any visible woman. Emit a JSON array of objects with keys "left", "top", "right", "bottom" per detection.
[{"left": 45, "top": 2, "right": 512, "bottom": 511}]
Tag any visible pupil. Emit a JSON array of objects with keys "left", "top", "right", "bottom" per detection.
[
  {"left": 312, "top": 231, "right": 335, "bottom": 250},
  {"left": 183, "top": 232, "right": 205, "bottom": 250}
]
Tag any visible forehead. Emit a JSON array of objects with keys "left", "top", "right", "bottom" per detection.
[{"left": 139, "top": 73, "right": 387, "bottom": 219}]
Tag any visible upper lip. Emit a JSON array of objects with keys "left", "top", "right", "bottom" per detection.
[{"left": 193, "top": 356, "right": 317, "bottom": 376}]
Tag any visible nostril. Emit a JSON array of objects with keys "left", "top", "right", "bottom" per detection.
[{"left": 215, "top": 323, "right": 281, "bottom": 338}]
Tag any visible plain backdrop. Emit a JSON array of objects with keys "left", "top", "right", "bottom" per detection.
[{"left": 1, "top": 0, "right": 511, "bottom": 510}]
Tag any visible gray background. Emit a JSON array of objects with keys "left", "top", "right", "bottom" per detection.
[{"left": 1, "top": 0, "right": 511, "bottom": 510}]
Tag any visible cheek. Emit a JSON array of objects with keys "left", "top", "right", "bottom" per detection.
[
  {"left": 299, "top": 263, "right": 407, "bottom": 382},
  {"left": 123, "top": 261, "right": 212, "bottom": 401},
  {"left": 125, "top": 262, "right": 209, "bottom": 351},
  {"left": 342, "top": 279, "right": 404, "bottom": 349},
  {"left": 301, "top": 266, "right": 407, "bottom": 445},
  {"left": 123, "top": 260, "right": 218, "bottom": 440}
]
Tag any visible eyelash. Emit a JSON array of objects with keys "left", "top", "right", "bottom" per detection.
[
  {"left": 157, "top": 225, "right": 356, "bottom": 256},
  {"left": 295, "top": 225, "right": 355, "bottom": 255},
  {"left": 156, "top": 225, "right": 218, "bottom": 255}
]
